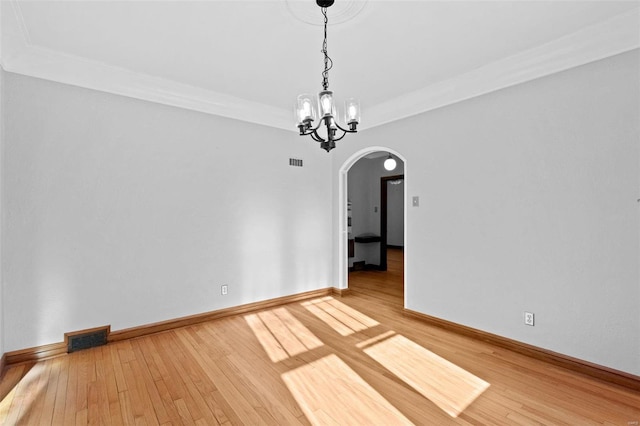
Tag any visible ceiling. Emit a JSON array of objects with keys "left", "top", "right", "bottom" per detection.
[{"left": 1, "top": 1, "right": 638, "bottom": 132}]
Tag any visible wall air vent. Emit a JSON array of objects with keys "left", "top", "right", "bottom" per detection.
[
  {"left": 289, "top": 158, "right": 304, "bottom": 167},
  {"left": 65, "top": 325, "right": 110, "bottom": 353}
]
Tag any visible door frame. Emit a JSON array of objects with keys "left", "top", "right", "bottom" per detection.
[
  {"left": 337, "top": 147, "right": 407, "bottom": 308},
  {"left": 380, "top": 174, "right": 404, "bottom": 271}
]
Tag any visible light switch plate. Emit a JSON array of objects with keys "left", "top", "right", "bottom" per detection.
[{"left": 412, "top": 196, "right": 419, "bottom": 207}]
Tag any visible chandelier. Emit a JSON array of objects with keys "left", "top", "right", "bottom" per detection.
[{"left": 295, "top": 0, "right": 361, "bottom": 152}]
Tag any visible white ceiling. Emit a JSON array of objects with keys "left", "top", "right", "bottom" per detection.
[{"left": 1, "top": 1, "right": 639, "bottom": 132}]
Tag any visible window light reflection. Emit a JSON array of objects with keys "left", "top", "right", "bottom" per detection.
[
  {"left": 282, "top": 354, "right": 413, "bottom": 425},
  {"left": 245, "top": 308, "right": 323, "bottom": 363},
  {"left": 0, "top": 362, "right": 49, "bottom": 424},
  {"left": 364, "top": 334, "right": 490, "bottom": 417},
  {"left": 356, "top": 330, "right": 396, "bottom": 349},
  {"left": 302, "top": 296, "right": 379, "bottom": 336}
]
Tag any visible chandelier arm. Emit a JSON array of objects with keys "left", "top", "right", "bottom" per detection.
[
  {"left": 333, "top": 122, "right": 358, "bottom": 134},
  {"left": 298, "top": 118, "right": 325, "bottom": 136},
  {"left": 330, "top": 129, "right": 350, "bottom": 143},
  {"left": 300, "top": 128, "right": 325, "bottom": 143},
  {"left": 299, "top": 128, "right": 315, "bottom": 137},
  {"left": 308, "top": 118, "right": 325, "bottom": 134},
  {"left": 311, "top": 131, "right": 326, "bottom": 143}
]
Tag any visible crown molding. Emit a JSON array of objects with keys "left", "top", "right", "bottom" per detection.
[
  {"left": 1, "top": 1, "right": 638, "bottom": 133},
  {"left": 0, "top": 0, "right": 292, "bottom": 131},
  {"left": 363, "top": 9, "right": 640, "bottom": 131},
  {"left": 6, "top": 43, "right": 293, "bottom": 130},
  {"left": 0, "top": 0, "right": 30, "bottom": 67}
]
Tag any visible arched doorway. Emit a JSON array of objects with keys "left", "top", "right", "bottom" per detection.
[{"left": 337, "top": 147, "right": 407, "bottom": 307}]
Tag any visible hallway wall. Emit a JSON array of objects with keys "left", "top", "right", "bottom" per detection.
[
  {"left": 347, "top": 156, "right": 404, "bottom": 266},
  {"left": 387, "top": 178, "right": 404, "bottom": 247}
]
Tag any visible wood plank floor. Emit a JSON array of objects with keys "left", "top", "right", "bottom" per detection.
[{"left": 1, "top": 248, "right": 639, "bottom": 425}]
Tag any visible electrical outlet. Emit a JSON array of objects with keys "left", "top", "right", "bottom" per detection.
[
  {"left": 524, "top": 312, "right": 534, "bottom": 326},
  {"left": 221, "top": 285, "right": 228, "bottom": 295}
]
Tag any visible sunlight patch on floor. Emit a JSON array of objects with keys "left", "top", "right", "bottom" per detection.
[
  {"left": 356, "top": 330, "right": 396, "bottom": 349},
  {"left": 244, "top": 307, "right": 323, "bottom": 363},
  {"left": 0, "top": 362, "right": 48, "bottom": 424},
  {"left": 282, "top": 353, "right": 413, "bottom": 425},
  {"left": 363, "top": 334, "right": 490, "bottom": 417},
  {"left": 0, "top": 377, "right": 20, "bottom": 419},
  {"left": 302, "top": 296, "right": 379, "bottom": 336}
]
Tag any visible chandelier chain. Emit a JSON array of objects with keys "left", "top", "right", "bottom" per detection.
[{"left": 321, "top": 7, "right": 333, "bottom": 91}]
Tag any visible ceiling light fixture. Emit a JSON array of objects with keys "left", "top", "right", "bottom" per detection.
[
  {"left": 384, "top": 154, "right": 397, "bottom": 171},
  {"left": 295, "top": 0, "right": 360, "bottom": 152}
]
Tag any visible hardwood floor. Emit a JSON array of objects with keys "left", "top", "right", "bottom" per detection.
[{"left": 1, "top": 248, "right": 639, "bottom": 424}]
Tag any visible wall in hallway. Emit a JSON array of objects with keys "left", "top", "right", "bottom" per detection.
[{"left": 347, "top": 155, "right": 404, "bottom": 266}]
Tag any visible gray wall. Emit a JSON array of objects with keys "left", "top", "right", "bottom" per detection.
[
  {"left": 1, "top": 71, "right": 333, "bottom": 352},
  {"left": 1, "top": 49, "right": 638, "bottom": 377},
  {"left": 0, "top": 69, "right": 4, "bottom": 358},
  {"left": 333, "top": 50, "right": 640, "bottom": 376}
]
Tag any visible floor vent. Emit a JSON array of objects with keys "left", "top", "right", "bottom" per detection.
[
  {"left": 289, "top": 158, "right": 303, "bottom": 167},
  {"left": 65, "top": 325, "right": 110, "bottom": 353}
]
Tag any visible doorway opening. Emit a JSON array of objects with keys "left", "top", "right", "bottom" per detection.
[{"left": 339, "top": 148, "right": 406, "bottom": 307}]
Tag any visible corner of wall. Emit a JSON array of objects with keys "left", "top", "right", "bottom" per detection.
[{"left": 0, "top": 66, "right": 5, "bottom": 361}]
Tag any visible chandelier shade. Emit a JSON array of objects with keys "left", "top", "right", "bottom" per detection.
[
  {"left": 295, "top": 0, "right": 360, "bottom": 152},
  {"left": 296, "top": 94, "right": 316, "bottom": 123},
  {"left": 318, "top": 90, "right": 335, "bottom": 118},
  {"left": 344, "top": 98, "right": 361, "bottom": 129}
]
